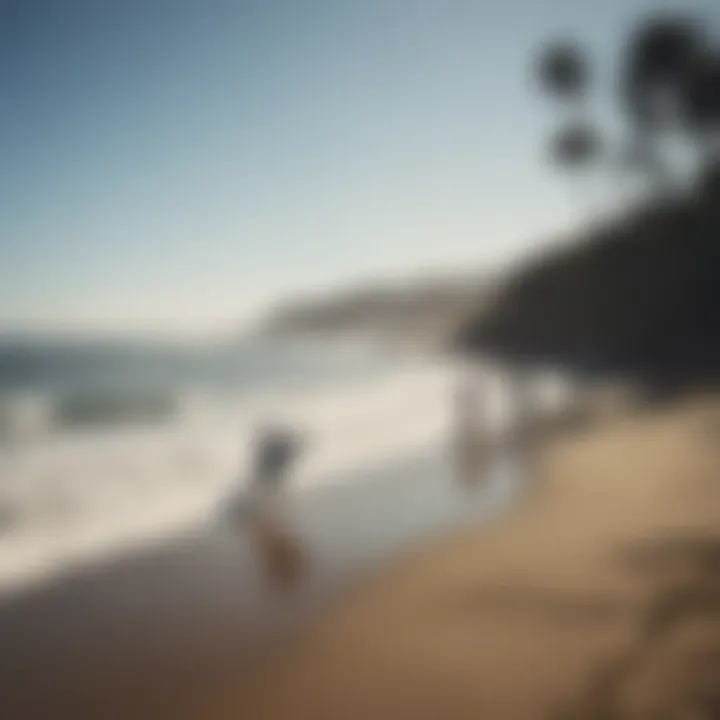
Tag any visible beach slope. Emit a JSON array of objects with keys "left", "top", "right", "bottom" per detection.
[{"left": 204, "top": 398, "right": 720, "bottom": 720}]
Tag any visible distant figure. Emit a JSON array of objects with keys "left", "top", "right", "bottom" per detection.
[
  {"left": 452, "top": 377, "right": 488, "bottom": 487},
  {"left": 247, "top": 424, "right": 302, "bottom": 507},
  {"left": 246, "top": 424, "right": 307, "bottom": 591},
  {"left": 217, "top": 423, "right": 302, "bottom": 529}
]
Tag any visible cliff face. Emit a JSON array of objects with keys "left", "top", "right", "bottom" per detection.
[
  {"left": 455, "top": 185, "right": 720, "bottom": 391},
  {"left": 261, "top": 276, "right": 495, "bottom": 350}
]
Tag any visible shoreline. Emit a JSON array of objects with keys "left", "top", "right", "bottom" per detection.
[
  {"left": 0, "top": 442, "right": 521, "bottom": 719},
  {"left": 5, "top": 396, "right": 713, "bottom": 719},
  {"left": 198, "top": 397, "right": 720, "bottom": 719}
]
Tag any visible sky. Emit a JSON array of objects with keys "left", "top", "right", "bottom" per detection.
[{"left": 0, "top": 0, "right": 713, "bottom": 335}]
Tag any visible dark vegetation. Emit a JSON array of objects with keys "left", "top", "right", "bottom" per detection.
[{"left": 456, "top": 12, "right": 720, "bottom": 395}]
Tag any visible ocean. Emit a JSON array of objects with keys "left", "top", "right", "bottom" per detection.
[{"left": 0, "top": 335, "right": 477, "bottom": 593}]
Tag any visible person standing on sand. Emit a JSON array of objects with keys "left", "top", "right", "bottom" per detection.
[
  {"left": 246, "top": 424, "right": 307, "bottom": 590},
  {"left": 452, "top": 374, "right": 488, "bottom": 487}
]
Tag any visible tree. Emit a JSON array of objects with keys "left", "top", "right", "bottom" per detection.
[
  {"left": 536, "top": 13, "right": 720, "bottom": 202},
  {"left": 680, "top": 51, "right": 720, "bottom": 170},
  {"left": 623, "top": 17, "right": 700, "bottom": 129},
  {"left": 538, "top": 42, "right": 589, "bottom": 100},
  {"left": 549, "top": 123, "right": 601, "bottom": 170},
  {"left": 537, "top": 42, "right": 602, "bottom": 214}
]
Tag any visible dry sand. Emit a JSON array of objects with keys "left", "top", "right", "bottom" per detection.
[{"left": 200, "top": 397, "right": 720, "bottom": 720}]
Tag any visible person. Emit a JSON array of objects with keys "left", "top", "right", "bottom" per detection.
[
  {"left": 246, "top": 424, "right": 306, "bottom": 591},
  {"left": 452, "top": 376, "right": 488, "bottom": 487},
  {"left": 216, "top": 423, "right": 301, "bottom": 529},
  {"left": 247, "top": 424, "right": 301, "bottom": 503}
]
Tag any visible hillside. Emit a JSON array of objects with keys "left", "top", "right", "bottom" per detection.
[
  {"left": 455, "top": 180, "right": 720, "bottom": 393},
  {"left": 261, "top": 274, "right": 496, "bottom": 351}
]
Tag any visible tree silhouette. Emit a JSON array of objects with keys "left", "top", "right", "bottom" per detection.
[
  {"left": 538, "top": 42, "right": 588, "bottom": 100},
  {"left": 455, "top": 9, "right": 720, "bottom": 395},
  {"left": 680, "top": 50, "right": 720, "bottom": 171},
  {"left": 623, "top": 17, "right": 700, "bottom": 128},
  {"left": 537, "top": 13, "right": 720, "bottom": 199},
  {"left": 537, "top": 42, "right": 600, "bottom": 213},
  {"left": 549, "top": 123, "right": 601, "bottom": 170}
]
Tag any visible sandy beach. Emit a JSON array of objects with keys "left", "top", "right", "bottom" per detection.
[
  {"left": 201, "top": 396, "right": 720, "bottom": 720},
  {"left": 1, "top": 396, "right": 719, "bottom": 719}
]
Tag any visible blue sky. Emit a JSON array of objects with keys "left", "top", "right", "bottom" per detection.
[{"left": 0, "top": 0, "right": 710, "bottom": 333}]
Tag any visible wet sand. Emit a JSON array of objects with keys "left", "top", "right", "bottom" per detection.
[{"left": 0, "top": 444, "right": 518, "bottom": 719}]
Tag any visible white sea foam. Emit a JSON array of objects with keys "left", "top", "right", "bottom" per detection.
[
  {"left": 0, "top": 358, "right": 462, "bottom": 591},
  {"left": 0, "top": 354, "right": 575, "bottom": 593}
]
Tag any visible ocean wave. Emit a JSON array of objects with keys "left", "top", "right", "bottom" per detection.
[
  {"left": 0, "top": 356, "right": 568, "bottom": 593},
  {"left": 0, "top": 389, "right": 179, "bottom": 442},
  {"left": 52, "top": 390, "right": 178, "bottom": 428},
  {"left": 0, "top": 395, "right": 52, "bottom": 441}
]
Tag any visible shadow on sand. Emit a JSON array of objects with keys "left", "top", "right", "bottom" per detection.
[
  {"left": 551, "top": 535, "right": 720, "bottom": 719},
  {"left": 248, "top": 513, "right": 307, "bottom": 593}
]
